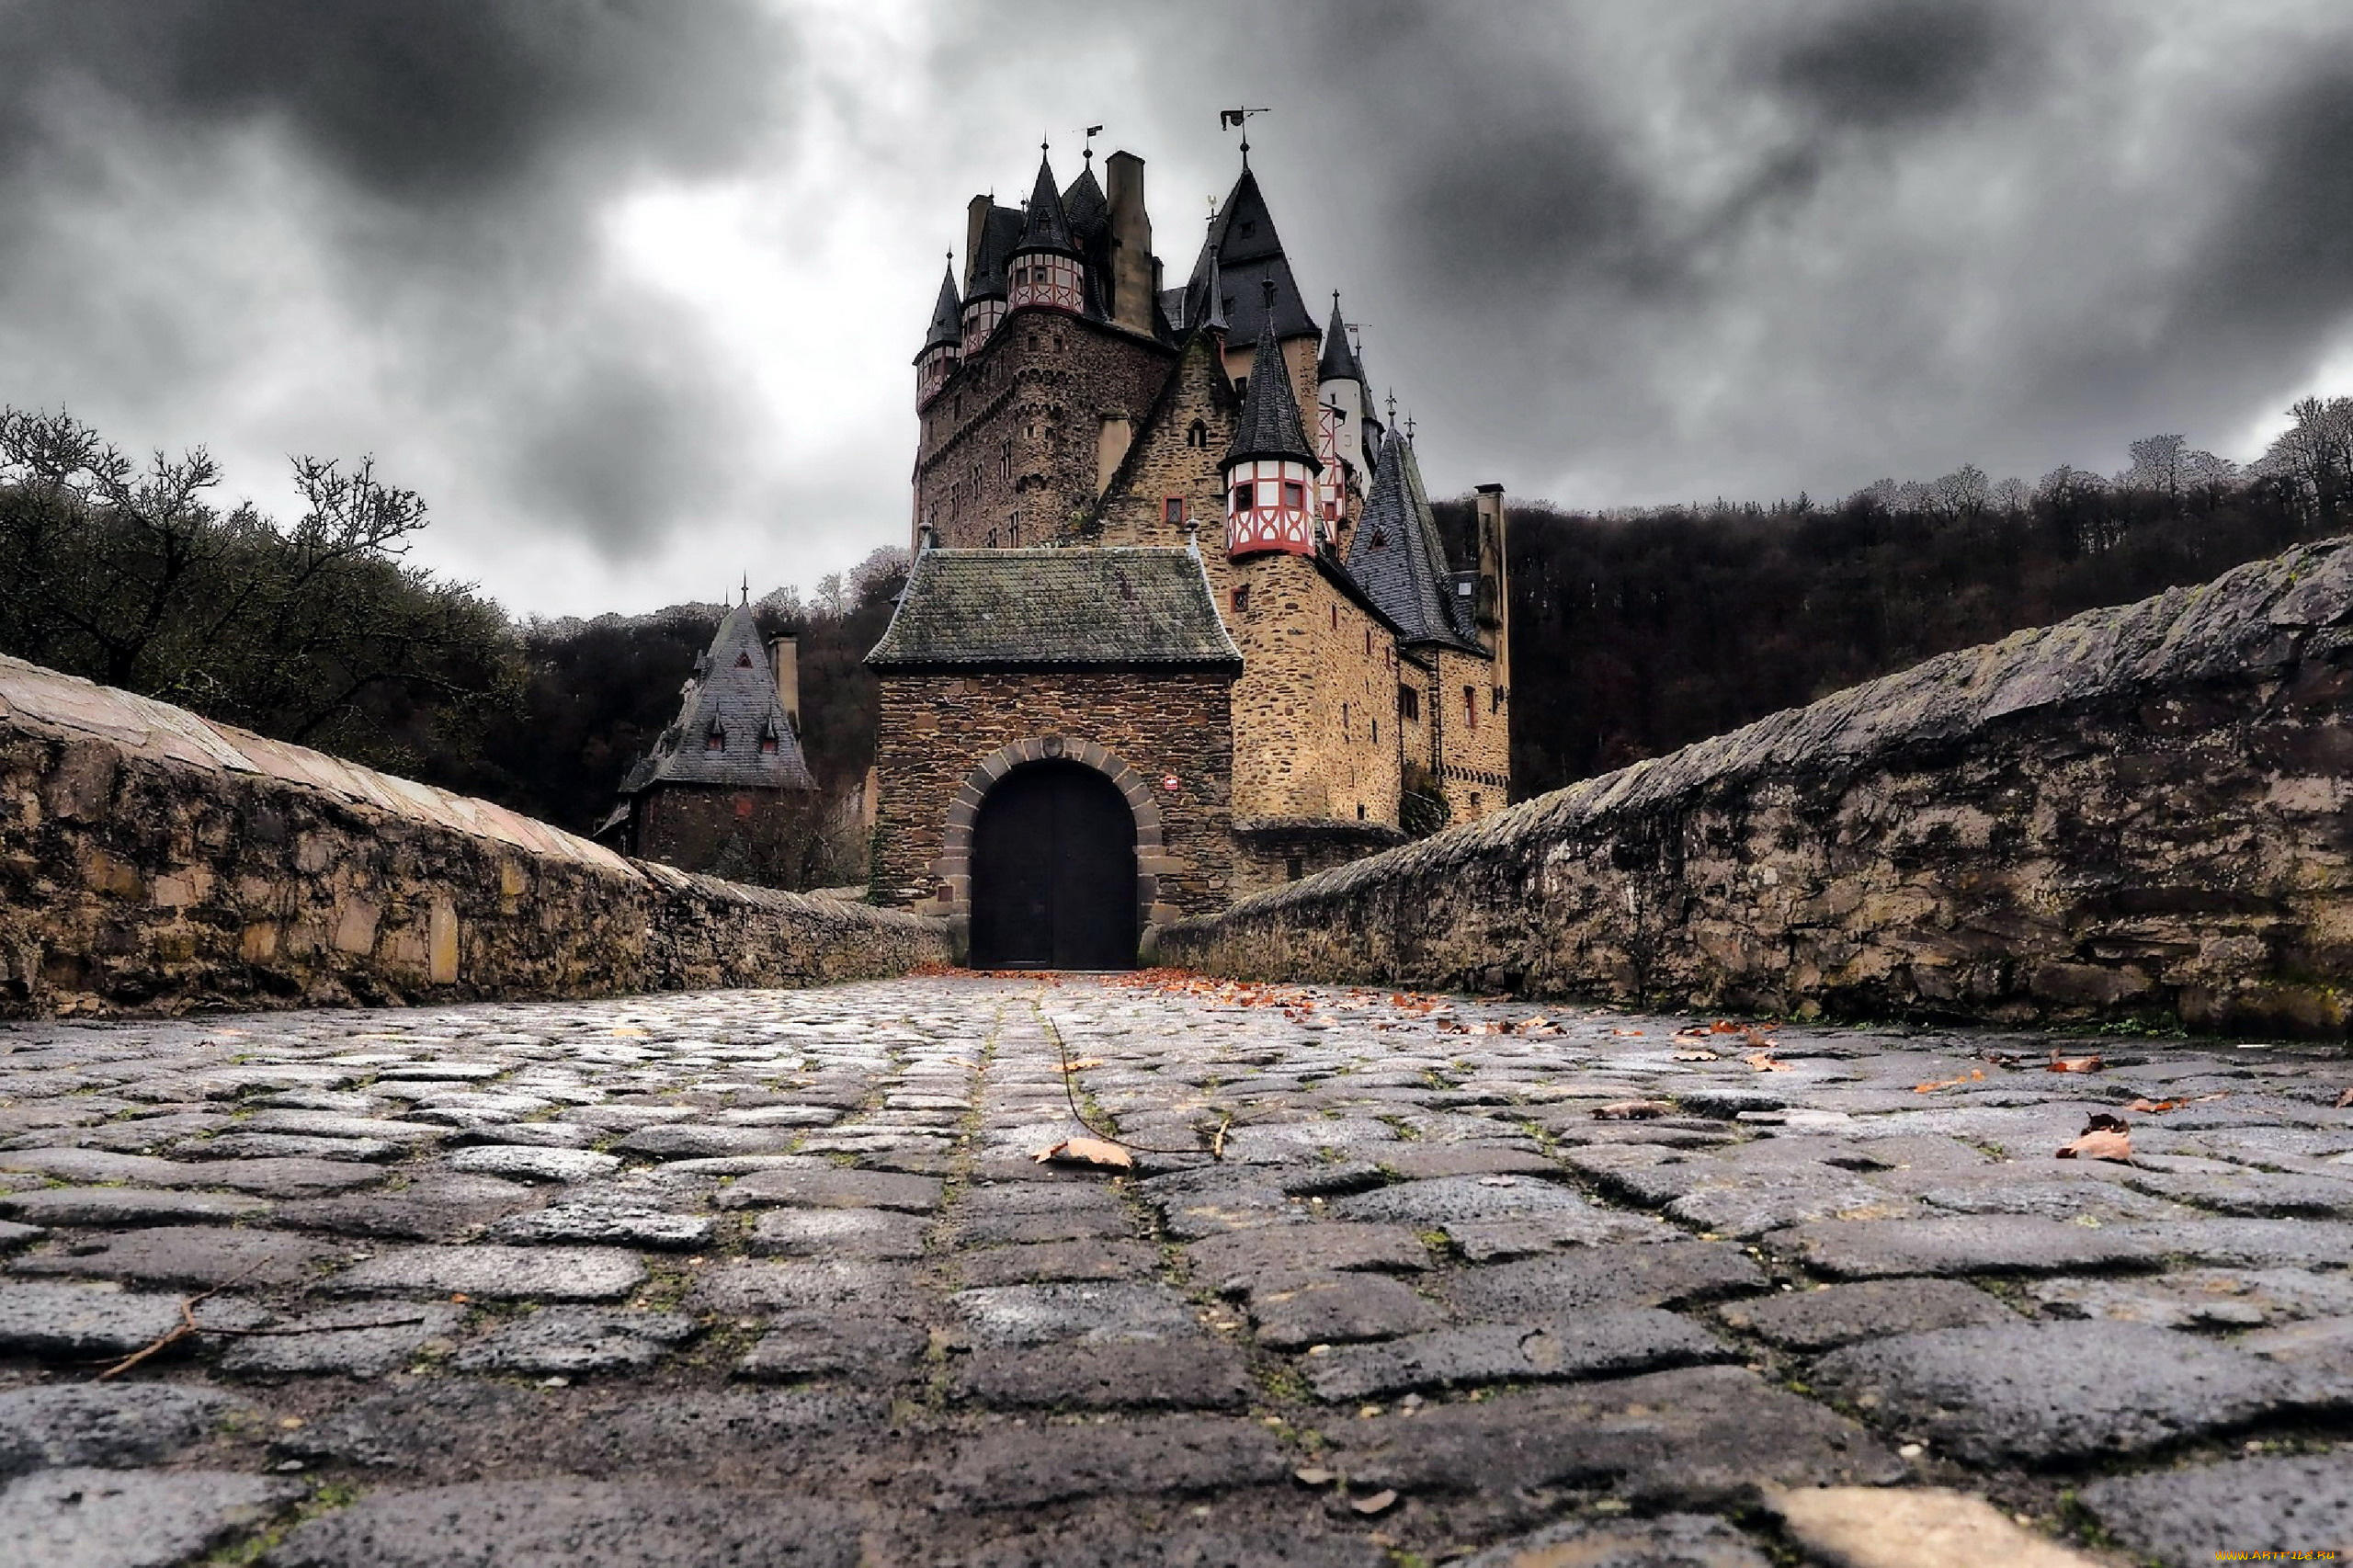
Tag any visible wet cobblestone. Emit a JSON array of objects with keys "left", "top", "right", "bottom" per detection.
[{"left": 0, "top": 974, "right": 2346, "bottom": 1562}]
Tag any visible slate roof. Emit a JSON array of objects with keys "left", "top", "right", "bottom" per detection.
[
  {"left": 1225, "top": 317, "right": 1318, "bottom": 470},
  {"left": 1017, "top": 153, "right": 1077, "bottom": 256},
  {"left": 919, "top": 265, "right": 961, "bottom": 356},
  {"left": 620, "top": 604, "right": 815, "bottom": 793},
  {"left": 1184, "top": 167, "right": 1317, "bottom": 343},
  {"left": 1063, "top": 164, "right": 1107, "bottom": 243},
  {"left": 866, "top": 548, "right": 1243, "bottom": 669},
  {"left": 967, "top": 204, "right": 1024, "bottom": 300},
  {"left": 1344, "top": 429, "right": 1484, "bottom": 653},
  {"left": 1317, "top": 293, "right": 1365, "bottom": 383}
]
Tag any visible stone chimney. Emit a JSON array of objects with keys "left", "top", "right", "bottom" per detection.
[
  {"left": 1105, "top": 151, "right": 1154, "bottom": 335},
  {"left": 1473, "top": 483, "right": 1509, "bottom": 665},
  {"left": 962, "top": 195, "right": 992, "bottom": 294},
  {"left": 768, "top": 635, "right": 801, "bottom": 733}
]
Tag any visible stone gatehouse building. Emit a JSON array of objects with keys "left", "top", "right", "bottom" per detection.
[{"left": 867, "top": 139, "right": 1511, "bottom": 965}]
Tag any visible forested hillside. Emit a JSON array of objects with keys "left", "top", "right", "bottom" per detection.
[{"left": 1438, "top": 399, "right": 2353, "bottom": 797}]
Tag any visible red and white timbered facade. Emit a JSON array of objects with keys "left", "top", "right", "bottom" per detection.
[
  {"left": 961, "top": 298, "right": 1006, "bottom": 357},
  {"left": 1007, "top": 253, "right": 1085, "bottom": 314},
  {"left": 1225, "top": 457, "right": 1319, "bottom": 558}
]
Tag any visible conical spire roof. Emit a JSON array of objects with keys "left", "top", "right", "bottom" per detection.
[
  {"left": 1317, "top": 293, "right": 1365, "bottom": 383},
  {"left": 1224, "top": 316, "right": 1319, "bottom": 471},
  {"left": 966, "top": 203, "right": 1023, "bottom": 301},
  {"left": 1185, "top": 165, "right": 1316, "bottom": 343},
  {"left": 1343, "top": 428, "right": 1480, "bottom": 651},
  {"left": 1017, "top": 151, "right": 1076, "bottom": 256},
  {"left": 922, "top": 264, "right": 961, "bottom": 353},
  {"left": 620, "top": 602, "right": 815, "bottom": 792},
  {"left": 1062, "top": 163, "right": 1107, "bottom": 241}
]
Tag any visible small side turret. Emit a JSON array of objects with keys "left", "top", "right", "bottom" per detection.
[
  {"left": 1222, "top": 298, "right": 1322, "bottom": 560},
  {"left": 915, "top": 264, "right": 961, "bottom": 409},
  {"left": 1006, "top": 149, "right": 1085, "bottom": 315}
]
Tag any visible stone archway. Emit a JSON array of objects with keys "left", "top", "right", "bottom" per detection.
[{"left": 931, "top": 734, "right": 1166, "bottom": 959}]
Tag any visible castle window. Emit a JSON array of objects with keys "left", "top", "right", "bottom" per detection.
[
  {"left": 760, "top": 733, "right": 779, "bottom": 755},
  {"left": 1398, "top": 684, "right": 1419, "bottom": 721},
  {"left": 1463, "top": 685, "right": 1478, "bottom": 729},
  {"left": 1231, "top": 585, "right": 1249, "bottom": 614},
  {"left": 1164, "top": 497, "right": 1184, "bottom": 528},
  {"left": 704, "top": 724, "right": 726, "bottom": 752},
  {"left": 1231, "top": 483, "right": 1253, "bottom": 514},
  {"left": 1233, "top": 379, "right": 1247, "bottom": 397},
  {"left": 987, "top": 528, "right": 999, "bottom": 547},
  {"left": 1329, "top": 605, "right": 1337, "bottom": 631},
  {"left": 1357, "top": 804, "right": 1367, "bottom": 820},
  {"left": 1283, "top": 481, "right": 1305, "bottom": 510},
  {"left": 1285, "top": 855, "right": 1302, "bottom": 881},
  {"left": 1471, "top": 792, "right": 1483, "bottom": 812},
  {"left": 1027, "top": 332, "right": 1038, "bottom": 349},
  {"left": 1186, "top": 420, "right": 1206, "bottom": 449},
  {"left": 1372, "top": 718, "right": 1379, "bottom": 744},
  {"left": 1492, "top": 686, "right": 1505, "bottom": 712},
  {"left": 1363, "top": 629, "right": 1371, "bottom": 654}
]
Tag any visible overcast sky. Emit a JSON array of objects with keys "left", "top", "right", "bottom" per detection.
[{"left": 5, "top": 0, "right": 2351, "bottom": 619}]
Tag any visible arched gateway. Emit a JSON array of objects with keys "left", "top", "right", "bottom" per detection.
[{"left": 969, "top": 760, "right": 1138, "bottom": 969}]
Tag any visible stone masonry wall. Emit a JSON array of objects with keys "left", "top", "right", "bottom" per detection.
[
  {"left": 1434, "top": 642, "right": 1511, "bottom": 822},
  {"left": 871, "top": 668, "right": 1236, "bottom": 926},
  {"left": 1162, "top": 540, "right": 2353, "bottom": 1038},
  {"left": 917, "top": 308, "right": 1170, "bottom": 550},
  {"left": 0, "top": 657, "right": 947, "bottom": 1018}
]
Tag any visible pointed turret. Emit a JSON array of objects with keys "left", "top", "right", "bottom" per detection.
[
  {"left": 1007, "top": 149, "right": 1085, "bottom": 314},
  {"left": 1222, "top": 311, "right": 1321, "bottom": 560},
  {"left": 1062, "top": 164, "right": 1107, "bottom": 244},
  {"left": 915, "top": 263, "right": 962, "bottom": 407},
  {"left": 1343, "top": 428, "right": 1481, "bottom": 652},
  {"left": 1225, "top": 317, "right": 1317, "bottom": 470},
  {"left": 1317, "top": 294, "right": 1365, "bottom": 384},
  {"left": 960, "top": 201, "right": 1022, "bottom": 354}
]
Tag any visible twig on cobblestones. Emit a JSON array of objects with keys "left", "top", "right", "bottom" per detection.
[
  {"left": 95, "top": 1262, "right": 265, "bottom": 1380},
  {"left": 1045, "top": 1007, "right": 1225, "bottom": 1160}
]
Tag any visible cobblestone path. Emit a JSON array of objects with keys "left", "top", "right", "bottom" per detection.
[{"left": 0, "top": 975, "right": 2348, "bottom": 1565}]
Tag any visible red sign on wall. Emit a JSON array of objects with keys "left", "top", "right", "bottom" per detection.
[{"left": 1162, "top": 775, "right": 1180, "bottom": 791}]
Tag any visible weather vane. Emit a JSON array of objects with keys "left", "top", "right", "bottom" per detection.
[
  {"left": 1219, "top": 107, "right": 1268, "bottom": 164},
  {"left": 1082, "top": 124, "right": 1103, "bottom": 165}
]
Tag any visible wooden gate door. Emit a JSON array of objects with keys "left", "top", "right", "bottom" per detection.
[{"left": 969, "top": 761, "right": 1137, "bottom": 970}]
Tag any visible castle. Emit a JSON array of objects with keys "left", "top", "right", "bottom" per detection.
[{"left": 866, "top": 135, "right": 1510, "bottom": 967}]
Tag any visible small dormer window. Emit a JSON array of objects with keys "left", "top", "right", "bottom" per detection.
[
  {"left": 735, "top": 652, "right": 753, "bottom": 667},
  {"left": 759, "top": 721, "right": 781, "bottom": 755},
  {"left": 705, "top": 722, "right": 726, "bottom": 752}
]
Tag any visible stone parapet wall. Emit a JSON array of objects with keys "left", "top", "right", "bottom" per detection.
[
  {"left": 1161, "top": 540, "right": 2353, "bottom": 1037},
  {"left": 0, "top": 656, "right": 947, "bottom": 1017}
]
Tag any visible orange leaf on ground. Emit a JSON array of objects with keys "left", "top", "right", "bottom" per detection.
[
  {"left": 2048, "top": 1053, "right": 2105, "bottom": 1074},
  {"left": 2337, "top": 1086, "right": 2353, "bottom": 1108},
  {"left": 1673, "top": 1050, "right": 1721, "bottom": 1062},
  {"left": 2057, "top": 1113, "right": 2133, "bottom": 1162},
  {"left": 1915, "top": 1069, "right": 1987, "bottom": 1093},
  {"left": 1035, "top": 1138, "right": 1134, "bottom": 1171},
  {"left": 1594, "top": 1100, "right": 1676, "bottom": 1120},
  {"left": 1744, "top": 1051, "right": 1792, "bottom": 1073},
  {"left": 1349, "top": 1489, "right": 1398, "bottom": 1516},
  {"left": 1611, "top": 1028, "right": 1646, "bottom": 1038},
  {"left": 2124, "top": 1094, "right": 2230, "bottom": 1113},
  {"left": 1058, "top": 1058, "right": 1106, "bottom": 1073}
]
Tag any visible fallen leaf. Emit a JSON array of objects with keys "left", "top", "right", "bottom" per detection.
[
  {"left": 1034, "top": 1137, "right": 1134, "bottom": 1171},
  {"left": 1915, "top": 1070, "right": 1987, "bottom": 1093},
  {"left": 1672, "top": 1050, "right": 1721, "bottom": 1062},
  {"left": 1743, "top": 1051, "right": 1791, "bottom": 1073},
  {"left": 2057, "top": 1115, "right": 2133, "bottom": 1162},
  {"left": 1293, "top": 1467, "right": 1335, "bottom": 1486},
  {"left": 2338, "top": 1086, "right": 2353, "bottom": 1108},
  {"left": 1058, "top": 1058, "right": 1106, "bottom": 1073},
  {"left": 1349, "top": 1489, "right": 1398, "bottom": 1516},
  {"left": 2048, "top": 1053, "right": 2105, "bottom": 1074},
  {"left": 1593, "top": 1100, "right": 1675, "bottom": 1120},
  {"left": 1611, "top": 1028, "right": 1646, "bottom": 1038}
]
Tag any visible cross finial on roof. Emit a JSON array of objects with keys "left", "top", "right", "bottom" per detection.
[
  {"left": 1385, "top": 389, "right": 1398, "bottom": 424},
  {"left": 1405, "top": 415, "right": 1416, "bottom": 439}
]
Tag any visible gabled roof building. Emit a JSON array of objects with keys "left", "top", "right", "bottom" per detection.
[{"left": 875, "top": 136, "right": 1510, "bottom": 967}]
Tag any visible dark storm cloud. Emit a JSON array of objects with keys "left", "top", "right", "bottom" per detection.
[
  {"left": 1767, "top": 0, "right": 2021, "bottom": 131},
  {"left": 0, "top": 0, "right": 794, "bottom": 559}
]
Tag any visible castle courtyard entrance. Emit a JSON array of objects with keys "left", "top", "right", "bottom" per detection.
[{"left": 969, "top": 760, "right": 1139, "bottom": 970}]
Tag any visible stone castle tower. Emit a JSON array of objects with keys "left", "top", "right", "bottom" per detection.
[{"left": 868, "top": 137, "right": 1509, "bottom": 966}]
